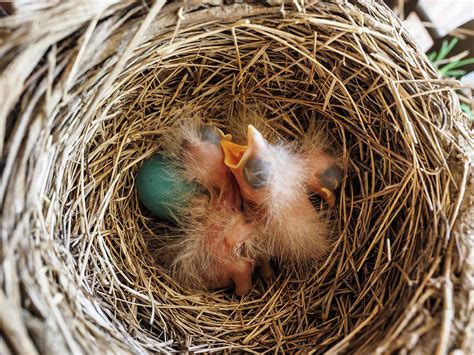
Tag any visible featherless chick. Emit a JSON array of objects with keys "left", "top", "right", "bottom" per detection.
[
  {"left": 220, "top": 123, "right": 342, "bottom": 274},
  {"left": 144, "top": 119, "right": 256, "bottom": 295}
]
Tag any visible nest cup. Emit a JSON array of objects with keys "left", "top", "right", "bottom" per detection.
[{"left": 1, "top": 1, "right": 473, "bottom": 353}]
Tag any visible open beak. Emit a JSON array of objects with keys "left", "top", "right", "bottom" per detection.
[
  {"left": 221, "top": 125, "right": 268, "bottom": 202},
  {"left": 221, "top": 125, "right": 260, "bottom": 171},
  {"left": 221, "top": 140, "right": 248, "bottom": 169},
  {"left": 222, "top": 126, "right": 342, "bottom": 208},
  {"left": 307, "top": 160, "right": 342, "bottom": 208},
  {"left": 313, "top": 186, "right": 337, "bottom": 208},
  {"left": 216, "top": 127, "right": 232, "bottom": 143}
]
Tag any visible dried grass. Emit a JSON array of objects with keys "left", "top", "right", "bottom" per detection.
[{"left": 1, "top": 0, "right": 473, "bottom": 354}]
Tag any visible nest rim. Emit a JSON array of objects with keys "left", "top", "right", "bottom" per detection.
[{"left": 1, "top": 1, "right": 473, "bottom": 354}]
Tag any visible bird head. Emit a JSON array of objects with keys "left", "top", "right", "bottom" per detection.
[
  {"left": 179, "top": 124, "right": 241, "bottom": 207},
  {"left": 220, "top": 125, "right": 270, "bottom": 205},
  {"left": 221, "top": 125, "right": 342, "bottom": 207},
  {"left": 200, "top": 125, "right": 232, "bottom": 146}
]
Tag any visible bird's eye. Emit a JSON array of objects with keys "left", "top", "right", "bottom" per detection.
[
  {"left": 244, "top": 157, "right": 270, "bottom": 188},
  {"left": 320, "top": 165, "right": 343, "bottom": 190},
  {"left": 200, "top": 126, "right": 220, "bottom": 146}
]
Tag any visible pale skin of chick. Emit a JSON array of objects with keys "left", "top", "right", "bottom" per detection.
[
  {"left": 221, "top": 125, "right": 342, "bottom": 271},
  {"left": 162, "top": 121, "right": 255, "bottom": 295},
  {"left": 198, "top": 203, "right": 255, "bottom": 296},
  {"left": 180, "top": 125, "right": 240, "bottom": 207}
]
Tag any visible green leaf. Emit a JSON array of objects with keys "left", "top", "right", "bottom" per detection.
[
  {"left": 436, "top": 38, "right": 459, "bottom": 62},
  {"left": 427, "top": 51, "right": 437, "bottom": 62},
  {"left": 443, "top": 69, "right": 466, "bottom": 78},
  {"left": 439, "top": 57, "right": 474, "bottom": 74}
]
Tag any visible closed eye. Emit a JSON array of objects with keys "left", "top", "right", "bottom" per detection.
[
  {"left": 243, "top": 157, "right": 270, "bottom": 188},
  {"left": 200, "top": 126, "right": 220, "bottom": 146}
]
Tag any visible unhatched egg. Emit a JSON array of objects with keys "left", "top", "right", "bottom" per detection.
[{"left": 136, "top": 154, "right": 197, "bottom": 221}]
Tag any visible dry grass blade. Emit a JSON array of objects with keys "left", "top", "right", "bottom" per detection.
[{"left": 1, "top": 0, "right": 472, "bottom": 354}]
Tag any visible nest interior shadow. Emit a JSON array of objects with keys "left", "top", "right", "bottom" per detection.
[{"left": 1, "top": 1, "right": 472, "bottom": 354}]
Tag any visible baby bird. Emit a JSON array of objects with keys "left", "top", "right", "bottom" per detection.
[
  {"left": 157, "top": 119, "right": 255, "bottom": 295},
  {"left": 170, "top": 198, "right": 255, "bottom": 296},
  {"left": 220, "top": 124, "right": 342, "bottom": 267},
  {"left": 178, "top": 124, "right": 240, "bottom": 207}
]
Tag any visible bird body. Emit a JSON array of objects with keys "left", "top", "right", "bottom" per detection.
[
  {"left": 179, "top": 125, "right": 240, "bottom": 207},
  {"left": 149, "top": 119, "right": 255, "bottom": 295},
  {"left": 170, "top": 200, "right": 255, "bottom": 295},
  {"left": 138, "top": 115, "right": 342, "bottom": 295},
  {"left": 221, "top": 125, "right": 342, "bottom": 266}
]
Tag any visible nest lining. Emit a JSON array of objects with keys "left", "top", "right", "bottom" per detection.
[{"left": 1, "top": 1, "right": 473, "bottom": 354}]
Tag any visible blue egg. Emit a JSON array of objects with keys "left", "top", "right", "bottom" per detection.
[{"left": 136, "top": 154, "right": 196, "bottom": 221}]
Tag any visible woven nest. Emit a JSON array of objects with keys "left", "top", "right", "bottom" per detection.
[{"left": 1, "top": 1, "right": 473, "bottom": 353}]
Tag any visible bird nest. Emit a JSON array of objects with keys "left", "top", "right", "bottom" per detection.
[{"left": 1, "top": 0, "right": 473, "bottom": 354}]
